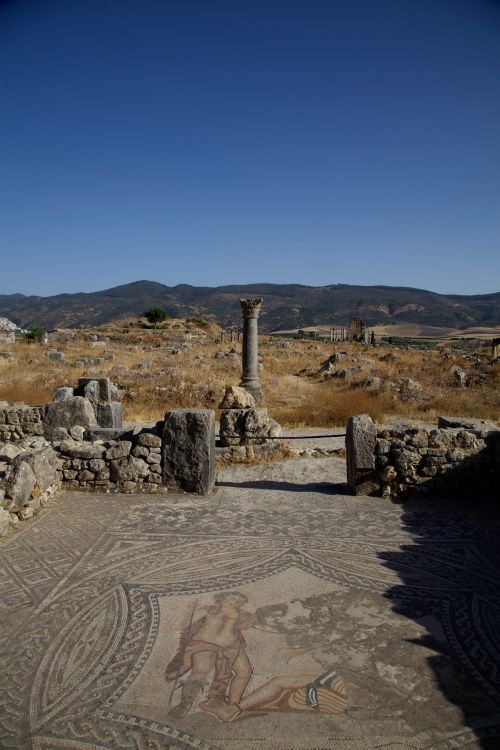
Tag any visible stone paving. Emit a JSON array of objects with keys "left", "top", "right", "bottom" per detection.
[{"left": 0, "top": 457, "right": 499, "bottom": 750}]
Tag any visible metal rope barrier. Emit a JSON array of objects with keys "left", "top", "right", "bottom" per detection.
[{"left": 216, "top": 433, "right": 346, "bottom": 440}]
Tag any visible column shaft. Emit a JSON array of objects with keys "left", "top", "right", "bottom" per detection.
[{"left": 239, "top": 298, "right": 262, "bottom": 402}]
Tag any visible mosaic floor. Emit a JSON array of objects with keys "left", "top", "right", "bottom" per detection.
[{"left": 0, "top": 457, "right": 499, "bottom": 750}]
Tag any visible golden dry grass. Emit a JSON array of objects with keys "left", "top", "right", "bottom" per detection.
[{"left": 0, "top": 320, "right": 498, "bottom": 428}]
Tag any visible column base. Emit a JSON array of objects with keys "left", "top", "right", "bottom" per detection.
[{"left": 239, "top": 379, "right": 262, "bottom": 403}]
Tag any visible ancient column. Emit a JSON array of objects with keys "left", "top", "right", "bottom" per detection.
[{"left": 239, "top": 298, "right": 262, "bottom": 402}]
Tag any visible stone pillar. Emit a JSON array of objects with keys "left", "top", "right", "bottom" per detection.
[
  {"left": 162, "top": 409, "right": 215, "bottom": 495},
  {"left": 346, "top": 413, "right": 380, "bottom": 496},
  {"left": 239, "top": 299, "right": 263, "bottom": 402}
]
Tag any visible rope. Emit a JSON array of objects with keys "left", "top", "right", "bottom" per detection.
[{"left": 216, "top": 433, "right": 346, "bottom": 440}]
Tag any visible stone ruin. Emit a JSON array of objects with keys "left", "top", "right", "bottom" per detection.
[
  {"left": 44, "top": 377, "right": 123, "bottom": 441},
  {"left": 218, "top": 299, "right": 283, "bottom": 450},
  {"left": 0, "top": 376, "right": 217, "bottom": 538},
  {"left": 346, "top": 316, "right": 369, "bottom": 343},
  {"left": 218, "top": 386, "right": 281, "bottom": 447},
  {"left": 346, "top": 413, "right": 500, "bottom": 499}
]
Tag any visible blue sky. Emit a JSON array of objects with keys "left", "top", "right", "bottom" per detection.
[{"left": 1, "top": 0, "right": 499, "bottom": 296}]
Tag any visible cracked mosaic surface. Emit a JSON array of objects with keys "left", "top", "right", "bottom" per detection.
[{"left": 0, "top": 458, "right": 499, "bottom": 750}]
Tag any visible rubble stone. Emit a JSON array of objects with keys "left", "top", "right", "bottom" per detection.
[
  {"left": 219, "top": 408, "right": 281, "bottom": 447},
  {"left": 219, "top": 385, "right": 256, "bottom": 409}
]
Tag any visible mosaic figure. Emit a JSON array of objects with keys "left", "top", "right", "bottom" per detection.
[
  {"left": 202, "top": 667, "right": 347, "bottom": 722},
  {"left": 165, "top": 592, "right": 256, "bottom": 717}
]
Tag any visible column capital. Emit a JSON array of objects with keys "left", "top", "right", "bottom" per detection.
[{"left": 240, "top": 298, "right": 262, "bottom": 318}]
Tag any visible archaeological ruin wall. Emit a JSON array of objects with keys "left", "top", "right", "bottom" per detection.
[
  {"left": 0, "top": 377, "right": 216, "bottom": 538},
  {"left": 346, "top": 413, "right": 500, "bottom": 499}
]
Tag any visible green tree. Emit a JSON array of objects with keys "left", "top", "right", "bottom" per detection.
[
  {"left": 144, "top": 306, "right": 167, "bottom": 327},
  {"left": 25, "top": 325, "right": 45, "bottom": 342}
]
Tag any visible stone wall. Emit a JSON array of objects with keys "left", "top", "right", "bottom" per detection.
[
  {"left": 57, "top": 429, "right": 163, "bottom": 493},
  {"left": 0, "top": 403, "right": 217, "bottom": 537},
  {"left": 346, "top": 414, "right": 500, "bottom": 499},
  {"left": 0, "top": 403, "right": 45, "bottom": 442}
]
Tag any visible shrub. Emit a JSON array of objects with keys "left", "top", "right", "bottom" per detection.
[
  {"left": 144, "top": 307, "right": 167, "bottom": 327},
  {"left": 25, "top": 325, "right": 45, "bottom": 343}
]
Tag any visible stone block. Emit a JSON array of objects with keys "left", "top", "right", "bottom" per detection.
[
  {"left": 12, "top": 447, "right": 57, "bottom": 491},
  {"left": 219, "top": 408, "right": 281, "bottom": 446},
  {"left": 162, "top": 409, "right": 215, "bottom": 495},
  {"left": 4, "top": 461, "right": 37, "bottom": 509},
  {"left": 346, "top": 414, "right": 380, "bottom": 496},
  {"left": 110, "top": 456, "right": 149, "bottom": 482},
  {"left": 44, "top": 397, "right": 97, "bottom": 438},
  {"left": 105, "top": 441, "right": 132, "bottom": 460},
  {"left": 76, "top": 377, "right": 113, "bottom": 402},
  {"left": 83, "top": 380, "right": 100, "bottom": 401},
  {"left": 69, "top": 425, "right": 86, "bottom": 441},
  {"left": 136, "top": 432, "right": 162, "bottom": 448},
  {"left": 95, "top": 401, "right": 122, "bottom": 428},
  {"left": 244, "top": 409, "right": 281, "bottom": 442},
  {"left": 219, "top": 409, "right": 247, "bottom": 446},
  {"left": 438, "top": 415, "right": 497, "bottom": 432},
  {"left": 219, "top": 386, "right": 256, "bottom": 409},
  {"left": 77, "top": 469, "right": 94, "bottom": 482},
  {"left": 0, "top": 443, "right": 25, "bottom": 462},
  {"left": 60, "top": 439, "right": 106, "bottom": 460},
  {"left": 54, "top": 387, "right": 74, "bottom": 401},
  {"left": 84, "top": 427, "right": 133, "bottom": 442},
  {"left": 47, "top": 350, "right": 65, "bottom": 362}
]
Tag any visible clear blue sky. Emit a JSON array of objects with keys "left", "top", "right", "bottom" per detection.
[{"left": 1, "top": 0, "right": 499, "bottom": 296}]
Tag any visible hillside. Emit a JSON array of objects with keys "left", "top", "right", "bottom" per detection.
[{"left": 1, "top": 281, "right": 499, "bottom": 332}]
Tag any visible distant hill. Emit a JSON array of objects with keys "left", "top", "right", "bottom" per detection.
[{"left": 1, "top": 280, "right": 499, "bottom": 332}]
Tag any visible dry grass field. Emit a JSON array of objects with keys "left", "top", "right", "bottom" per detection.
[{"left": 0, "top": 317, "right": 498, "bottom": 428}]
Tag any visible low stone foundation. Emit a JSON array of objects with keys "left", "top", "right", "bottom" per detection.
[{"left": 346, "top": 414, "right": 500, "bottom": 499}]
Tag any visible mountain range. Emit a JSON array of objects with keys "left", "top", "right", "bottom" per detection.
[{"left": 1, "top": 281, "right": 499, "bottom": 332}]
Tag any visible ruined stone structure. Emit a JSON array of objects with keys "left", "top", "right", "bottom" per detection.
[
  {"left": 0, "top": 381, "right": 217, "bottom": 536},
  {"left": 0, "top": 403, "right": 44, "bottom": 442},
  {"left": 346, "top": 317, "right": 368, "bottom": 343},
  {"left": 346, "top": 413, "right": 499, "bottom": 499},
  {"left": 239, "top": 298, "right": 263, "bottom": 402},
  {"left": 218, "top": 385, "right": 282, "bottom": 447},
  {"left": 44, "top": 377, "right": 122, "bottom": 442}
]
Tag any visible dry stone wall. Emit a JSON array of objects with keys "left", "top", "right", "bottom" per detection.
[
  {"left": 0, "top": 403, "right": 44, "bottom": 442},
  {"left": 346, "top": 414, "right": 500, "bottom": 499},
  {"left": 58, "top": 429, "right": 163, "bottom": 493}
]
